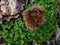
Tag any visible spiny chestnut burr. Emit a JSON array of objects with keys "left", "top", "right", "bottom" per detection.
[{"left": 23, "top": 5, "right": 46, "bottom": 30}]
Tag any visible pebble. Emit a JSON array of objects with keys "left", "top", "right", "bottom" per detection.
[{"left": 58, "top": 0, "right": 60, "bottom": 4}]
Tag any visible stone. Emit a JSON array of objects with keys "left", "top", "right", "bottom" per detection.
[{"left": 0, "top": 0, "right": 28, "bottom": 21}]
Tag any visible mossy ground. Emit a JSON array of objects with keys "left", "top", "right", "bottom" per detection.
[{"left": 0, "top": 0, "right": 57, "bottom": 45}]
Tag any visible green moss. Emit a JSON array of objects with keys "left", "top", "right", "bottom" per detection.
[{"left": 0, "top": 0, "right": 57, "bottom": 45}]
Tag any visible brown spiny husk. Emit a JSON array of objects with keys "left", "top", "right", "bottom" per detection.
[{"left": 23, "top": 5, "right": 46, "bottom": 30}]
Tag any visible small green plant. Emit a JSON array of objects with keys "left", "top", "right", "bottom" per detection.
[{"left": 0, "top": 0, "right": 57, "bottom": 45}]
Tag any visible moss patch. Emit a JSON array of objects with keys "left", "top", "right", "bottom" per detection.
[{"left": 0, "top": 0, "right": 57, "bottom": 45}]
